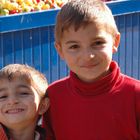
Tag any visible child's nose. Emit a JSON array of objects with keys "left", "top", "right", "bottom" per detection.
[{"left": 7, "top": 96, "right": 19, "bottom": 105}]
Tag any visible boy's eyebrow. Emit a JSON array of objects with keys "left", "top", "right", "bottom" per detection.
[
  {"left": 65, "top": 36, "right": 105, "bottom": 44},
  {"left": 94, "top": 36, "right": 106, "bottom": 39},
  {"left": 65, "top": 40, "right": 78, "bottom": 44}
]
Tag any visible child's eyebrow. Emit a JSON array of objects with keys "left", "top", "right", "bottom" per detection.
[
  {"left": 0, "top": 88, "right": 7, "bottom": 92},
  {"left": 17, "top": 85, "right": 30, "bottom": 89},
  {"left": 0, "top": 85, "right": 30, "bottom": 92}
]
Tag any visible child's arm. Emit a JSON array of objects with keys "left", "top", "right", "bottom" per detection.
[{"left": 42, "top": 109, "right": 56, "bottom": 140}]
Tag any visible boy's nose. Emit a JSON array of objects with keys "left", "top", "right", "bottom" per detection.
[
  {"left": 82, "top": 49, "right": 95, "bottom": 60},
  {"left": 90, "top": 54, "right": 95, "bottom": 59}
]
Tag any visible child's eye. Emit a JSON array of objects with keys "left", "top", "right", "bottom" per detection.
[
  {"left": 0, "top": 95, "right": 7, "bottom": 99},
  {"left": 0, "top": 95, "right": 7, "bottom": 101},
  {"left": 19, "top": 92, "right": 30, "bottom": 96}
]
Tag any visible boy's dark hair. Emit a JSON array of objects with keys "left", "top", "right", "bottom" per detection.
[
  {"left": 55, "top": 0, "right": 118, "bottom": 44},
  {"left": 0, "top": 64, "right": 48, "bottom": 98}
]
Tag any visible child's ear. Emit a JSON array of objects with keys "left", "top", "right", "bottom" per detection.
[
  {"left": 38, "top": 98, "right": 50, "bottom": 115},
  {"left": 55, "top": 42, "right": 64, "bottom": 59},
  {"left": 112, "top": 32, "right": 120, "bottom": 53}
]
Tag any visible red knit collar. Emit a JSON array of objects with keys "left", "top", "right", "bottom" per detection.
[{"left": 69, "top": 61, "right": 123, "bottom": 96}]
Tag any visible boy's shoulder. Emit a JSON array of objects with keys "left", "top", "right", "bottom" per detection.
[
  {"left": 48, "top": 76, "right": 70, "bottom": 91},
  {"left": 123, "top": 74, "right": 140, "bottom": 82},
  {"left": 122, "top": 74, "right": 140, "bottom": 92}
]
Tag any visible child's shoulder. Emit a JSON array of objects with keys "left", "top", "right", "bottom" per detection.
[{"left": 0, "top": 124, "right": 8, "bottom": 140}]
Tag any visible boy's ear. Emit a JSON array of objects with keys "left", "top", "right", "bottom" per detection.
[
  {"left": 112, "top": 32, "right": 120, "bottom": 53},
  {"left": 38, "top": 98, "right": 50, "bottom": 115},
  {"left": 55, "top": 43, "right": 64, "bottom": 59}
]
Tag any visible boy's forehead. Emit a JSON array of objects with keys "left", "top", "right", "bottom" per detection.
[
  {"left": 60, "top": 22, "right": 114, "bottom": 45},
  {"left": 63, "top": 21, "right": 110, "bottom": 35}
]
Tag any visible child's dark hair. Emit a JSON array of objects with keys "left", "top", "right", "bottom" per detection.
[{"left": 0, "top": 64, "right": 48, "bottom": 98}]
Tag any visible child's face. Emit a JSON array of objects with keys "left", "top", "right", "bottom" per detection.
[
  {"left": 0, "top": 78, "right": 48, "bottom": 129},
  {"left": 56, "top": 23, "right": 120, "bottom": 82}
]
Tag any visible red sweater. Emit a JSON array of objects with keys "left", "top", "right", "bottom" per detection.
[{"left": 43, "top": 61, "right": 140, "bottom": 140}]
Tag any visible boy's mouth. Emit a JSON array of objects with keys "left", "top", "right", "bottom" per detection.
[{"left": 80, "top": 63, "right": 99, "bottom": 68}]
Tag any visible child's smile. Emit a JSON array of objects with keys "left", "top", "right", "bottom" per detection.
[
  {"left": 0, "top": 78, "right": 41, "bottom": 128},
  {"left": 5, "top": 108, "right": 24, "bottom": 114}
]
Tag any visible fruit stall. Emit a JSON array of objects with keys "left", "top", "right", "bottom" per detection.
[
  {"left": 0, "top": 0, "right": 140, "bottom": 83},
  {"left": 0, "top": 0, "right": 65, "bottom": 16}
]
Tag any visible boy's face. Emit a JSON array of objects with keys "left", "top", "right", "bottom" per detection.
[
  {"left": 56, "top": 23, "right": 120, "bottom": 82},
  {"left": 0, "top": 78, "right": 49, "bottom": 129}
]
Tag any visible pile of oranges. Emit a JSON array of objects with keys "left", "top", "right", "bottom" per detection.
[{"left": 0, "top": 0, "right": 67, "bottom": 16}]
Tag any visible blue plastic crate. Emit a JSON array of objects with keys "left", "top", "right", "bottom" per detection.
[{"left": 0, "top": 0, "right": 140, "bottom": 83}]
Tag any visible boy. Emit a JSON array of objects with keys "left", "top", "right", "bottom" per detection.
[
  {"left": 43, "top": 0, "right": 140, "bottom": 139},
  {"left": 0, "top": 64, "right": 49, "bottom": 140}
]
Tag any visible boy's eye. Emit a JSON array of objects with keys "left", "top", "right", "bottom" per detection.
[
  {"left": 69, "top": 44, "right": 79, "bottom": 49},
  {"left": 94, "top": 41, "right": 104, "bottom": 45}
]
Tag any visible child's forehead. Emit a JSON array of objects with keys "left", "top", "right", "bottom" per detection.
[
  {"left": 0, "top": 77, "right": 32, "bottom": 90},
  {"left": 0, "top": 74, "right": 32, "bottom": 85}
]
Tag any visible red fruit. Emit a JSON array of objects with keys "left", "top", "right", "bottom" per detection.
[
  {"left": 9, "top": 10, "right": 18, "bottom": 14},
  {"left": 31, "top": 8, "right": 35, "bottom": 12},
  {"left": 36, "top": 0, "right": 41, "bottom": 3}
]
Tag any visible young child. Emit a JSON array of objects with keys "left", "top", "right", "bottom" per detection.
[
  {"left": 43, "top": 0, "right": 140, "bottom": 139},
  {"left": 0, "top": 64, "right": 49, "bottom": 140}
]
